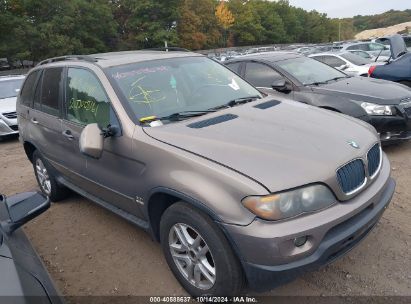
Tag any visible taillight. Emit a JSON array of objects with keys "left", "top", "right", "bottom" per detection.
[{"left": 368, "top": 65, "right": 377, "bottom": 76}]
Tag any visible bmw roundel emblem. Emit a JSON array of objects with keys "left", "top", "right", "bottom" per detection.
[{"left": 347, "top": 140, "right": 360, "bottom": 149}]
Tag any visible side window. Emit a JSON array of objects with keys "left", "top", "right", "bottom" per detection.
[
  {"left": 66, "top": 68, "right": 110, "bottom": 127},
  {"left": 321, "top": 56, "right": 345, "bottom": 68},
  {"left": 311, "top": 56, "right": 324, "bottom": 62},
  {"left": 33, "top": 71, "right": 43, "bottom": 111},
  {"left": 20, "top": 71, "right": 40, "bottom": 107},
  {"left": 40, "top": 68, "right": 63, "bottom": 116},
  {"left": 245, "top": 62, "right": 283, "bottom": 88},
  {"left": 369, "top": 43, "right": 384, "bottom": 51},
  {"left": 226, "top": 62, "right": 241, "bottom": 74},
  {"left": 358, "top": 44, "right": 370, "bottom": 51}
]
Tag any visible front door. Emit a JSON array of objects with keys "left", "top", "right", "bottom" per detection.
[
  {"left": 243, "top": 61, "right": 294, "bottom": 98},
  {"left": 62, "top": 67, "right": 144, "bottom": 218}
]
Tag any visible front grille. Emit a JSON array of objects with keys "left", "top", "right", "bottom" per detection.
[
  {"left": 367, "top": 143, "right": 381, "bottom": 177},
  {"left": 337, "top": 159, "right": 366, "bottom": 194},
  {"left": 405, "top": 107, "right": 411, "bottom": 117},
  {"left": 9, "top": 125, "right": 18, "bottom": 131},
  {"left": 2, "top": 111, "right": 17, "bottom": 119}
]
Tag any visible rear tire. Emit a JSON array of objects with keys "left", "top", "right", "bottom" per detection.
[
  {"left": 160, "top": 202, "right": 244, "bottom": 296},
  {"left": 32, "top": 150, "right": 70, "bottom": 202}
]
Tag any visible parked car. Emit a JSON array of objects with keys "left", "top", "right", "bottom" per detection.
[
  {"left": 0, "top": 191, "right": 62, "bottom": 303},
  {"left": 226, "top": 52, "right": 411, "bottom": 143},
  {"left": 339, "top": 42, "right": 391, "bottom": 61},
  {"left": 0, "top": 58, "right": 11, "bottom": 71},
  {"left": 17, "top": 51, "right": 395, "bottom": 296},
  {"left": 369, "top": 35, "right": 411, "bottom": 87},
  {"left": 309, "top": 52, "right": 384, "bottom": 77},
  {"left": 0, "top": 75, "right": 25, "bottom": 139}
]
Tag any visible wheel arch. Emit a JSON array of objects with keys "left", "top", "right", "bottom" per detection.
[
  {"left": 23, "top": 141, "right": 38, "bottom": 163},
  {"left": 146, "top": 187, "right": 222, "bottom": 242}
]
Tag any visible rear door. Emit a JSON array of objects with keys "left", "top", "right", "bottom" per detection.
[
  {"left": 18, "top": 70, "right": 41, "bottom": 137},
  {"left": 28, "top": 68, "right": 67, "bottom": 168}
]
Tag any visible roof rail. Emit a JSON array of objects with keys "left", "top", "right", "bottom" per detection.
[
  {"left": 37, "top": 55, "right": 98, "bottom": 66},
  {"left": 146, "top": 47, "right": 190, "bottom": 52}
]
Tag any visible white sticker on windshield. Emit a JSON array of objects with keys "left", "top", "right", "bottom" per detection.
[{"left": 228, "top": 78, "right": 240, "bottom": 91}]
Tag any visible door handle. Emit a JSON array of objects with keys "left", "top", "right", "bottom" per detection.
[
  {"left": 31, "top": 118, "right": 38, "bottom": 124},
  {"left": 62, "top": 130, "right": 74, "bottom": 140}
]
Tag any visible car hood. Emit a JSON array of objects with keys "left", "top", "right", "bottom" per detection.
[
  {"left": 144, "top": 98, "right": 378, "bottom": 195},
  {"left": 309, "top": 76, "right": 411, "bottom": 105},
  {"left": 0, "top": 97, "right": 17, "bottom": 113},
  {"left": 379, "top": 34, "right": 408, "bottom": 59}
]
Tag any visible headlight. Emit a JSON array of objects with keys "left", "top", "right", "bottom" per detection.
[
  {"left": 361, "top": 102, "right": 393, "bottom": 115},
  {"left": 242, "top": 185, "right": 336, "bottom": 221}
]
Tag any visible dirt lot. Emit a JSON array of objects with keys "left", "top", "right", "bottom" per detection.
[{"left": 0, "top": 137, "right": 410, "bottom": 297}]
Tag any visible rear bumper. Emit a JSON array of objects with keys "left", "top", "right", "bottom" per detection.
[
  {"left": 221, "top": 156, "right": 395, "bottom": 292},
  {"left": 241, "top": 178, "right": 394, "bottom": 291}
]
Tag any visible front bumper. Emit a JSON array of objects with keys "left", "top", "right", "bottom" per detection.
[
  {"left": 221, "top": 155, "right": 395, "bottom": 291},
  {"left": 0, "top": 119, "right": 18, "bottom": 137},
  {"left": 367, "top": 106, "right": 411, "bottom": 143}
]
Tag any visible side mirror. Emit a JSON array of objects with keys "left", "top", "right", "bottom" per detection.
[
  {"left": 79, "top": 123, "right": 104, "bottom": 159},
  {"left": 272, "top": 78, "right": 292, "bottom": 93},
  {"left": 0, "top": 192, "right": 50, "bottom": 234}
]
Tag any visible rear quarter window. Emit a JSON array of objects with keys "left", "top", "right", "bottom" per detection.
[
  {"left": 226, "top": 62, "right": 241, "bottom": 74},
  {"left": 20, "top": 71, "right": 40, "bottom": 107}
]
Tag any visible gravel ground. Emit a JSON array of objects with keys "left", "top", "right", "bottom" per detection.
[{"left": 0, "top": 137, "right": 410, "bottom": 298}]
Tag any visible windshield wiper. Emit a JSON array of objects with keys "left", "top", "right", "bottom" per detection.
[
  {"left": 305, "top": 80, "right": 328, "bottom": 86},
  {"left": 327, "top": 76, "right": 349, "bottom": 82},
  {"left": 210, "top": 95, "right": 261, "bottom": 110},
  {"left": 306, "top": 76, "right": 348, "bottom": 86},
  {"left": 157, "top": 110, "right": 216, "bottom": 122}
]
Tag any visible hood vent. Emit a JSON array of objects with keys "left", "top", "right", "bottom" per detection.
[
  {"left": 254, "top": 100, "right": 281, "bottom": 109},
  {"left": 187, "top": 114, "right": 238, "bottom": 129}
]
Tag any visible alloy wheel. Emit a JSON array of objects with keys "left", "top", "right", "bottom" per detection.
[
  {"left": 168, "top": 223, "right": 216, "bottom": 290},
  {"left": 35, "top": 158, "right": 51, "bottom": 195}
]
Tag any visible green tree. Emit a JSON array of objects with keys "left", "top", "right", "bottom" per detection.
[{"left": 111, "top": 0, "right": 180, "bottom": 50}]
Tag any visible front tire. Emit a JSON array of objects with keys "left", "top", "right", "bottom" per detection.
[
  {"left": 32, "top": 150, "right": 69, "bottom": 202},
  {"left": 160, "top": 202, "right": 244, "bottom": 296}
]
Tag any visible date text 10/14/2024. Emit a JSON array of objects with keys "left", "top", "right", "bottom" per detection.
[{"left": 149, "top": 296, "right": 258, "bottom": 303}]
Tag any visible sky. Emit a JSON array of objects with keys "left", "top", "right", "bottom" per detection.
[{"left": 287, "top": 0, "right": 411, "bottom": 18}]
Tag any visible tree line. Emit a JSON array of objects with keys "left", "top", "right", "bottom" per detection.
[{"left": 0, "top": 0, "right": 409, "bottom": 65}]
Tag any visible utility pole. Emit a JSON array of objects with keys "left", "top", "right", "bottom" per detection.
[{"left": 338, "top": 20, "right": 341, "bottom": 41}]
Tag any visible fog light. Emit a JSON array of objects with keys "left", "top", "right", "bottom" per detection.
[{"left": 294, "top": 236, "right": 307, "bottom": 247}]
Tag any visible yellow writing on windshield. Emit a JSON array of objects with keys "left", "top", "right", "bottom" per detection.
[
  {"left": 69, "top": 99, "right": 99, "bottom": 113},
  {"left": 129, "top": 76, "right": 166, "bottom": 105}
]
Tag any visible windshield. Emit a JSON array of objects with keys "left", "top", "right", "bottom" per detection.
[
  {"left": 0, "top": 79, "right": 24, "bottom": 99},
  {"left": 340, "top": 52, "right": 370, "bottom": 65},
  {"left": 108, "top": 56, "right": 261, "bottom": 122},
  {"left": 276, "top": 56, "right": 346, "bottom": 85}
]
